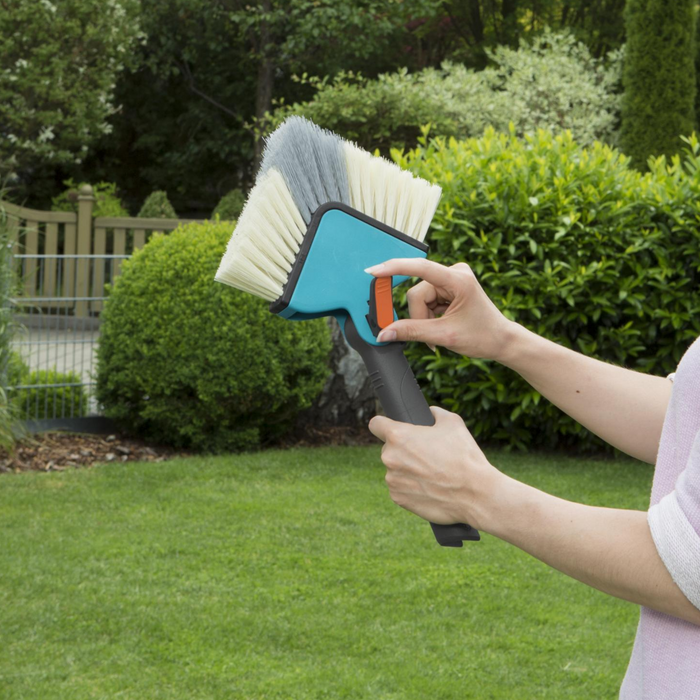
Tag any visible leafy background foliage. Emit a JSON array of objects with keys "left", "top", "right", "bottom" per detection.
[
  {"left": 268, "top": 32, "right": 622, "bottom": 154},
  {"left": 396, "top": 129, "right": 700, "bottom": 451},
  {"left": 0, "top": 0, "right": 142, "bottom": 198},
  {"left": 95, "top": 221, "right": 332, "bottom": 452},
  {"left": 51, "top": 180, "right": 129, "bottom": 218},
  {"left": 5, "top": 0, "right": 636, "bottom": 214}
]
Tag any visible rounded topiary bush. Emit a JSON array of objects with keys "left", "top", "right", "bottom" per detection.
[
  {"left": 96, "top": 221, "right": 332, "bottom": 452},
  {"left": 137, "top": 190, "right": 177, "bottom": 218},
  {"left": 212, "top": 189, "right": 245, "bottom": 221}
]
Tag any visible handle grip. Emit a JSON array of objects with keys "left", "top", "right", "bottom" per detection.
[{"left": 344, "top": 317, "right": 480, "bottom": 547}]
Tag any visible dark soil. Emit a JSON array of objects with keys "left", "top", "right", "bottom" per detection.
[
  {"left": 0, "top": 425, "right": 379, "bottom": 474},
  {"left": 272, "top": 423, "right": 379, "bottom": 449}
]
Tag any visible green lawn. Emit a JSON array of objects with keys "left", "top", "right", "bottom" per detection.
[{"left": 0, "top": 446, "right": 652, "bottom": 699}]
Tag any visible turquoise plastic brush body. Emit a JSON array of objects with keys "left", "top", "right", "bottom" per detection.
[{"left": 274, "top": 205, "right": 424, "bottom": 345}]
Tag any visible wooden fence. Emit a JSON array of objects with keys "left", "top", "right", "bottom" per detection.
[{"left": 3, "top": 184, "right": 205, "bottom": 316}]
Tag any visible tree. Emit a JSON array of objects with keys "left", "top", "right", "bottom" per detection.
[
  {"left": 225, "top": 0, "right": 441, "bottom": 166},
  {"left": 559, "top": 0, "right": 626, "bottom": 57},
  {"left": 423, "top": 0, "right": 626, "bottom": 68},
  {"left": 0, "top": 0, "right": 141, "bottom": 185},
  {"left": 78, "top": 0, "right": 257, "bottom": 214},
  {"left": 620, "top": 0, "right": 696, "bottom": 169},
  {"left": 74, "top": 0, "right": 443, "bottom": 213}
]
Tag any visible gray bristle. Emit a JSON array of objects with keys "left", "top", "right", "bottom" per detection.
[{"left": 259, "top": 116, "right": 350, "bottom": 224}]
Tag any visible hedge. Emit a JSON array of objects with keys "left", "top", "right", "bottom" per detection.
[{"left": 394, "top": 127, "right": 700, "bottom": 452}]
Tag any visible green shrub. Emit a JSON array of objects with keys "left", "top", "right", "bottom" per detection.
[
  {"left": 696, "top": 14, "right": 700, "bottom": 131},
  {"left": 7, "top": 353, "right": 88, "bottom": 420},
  {"left": 95, "top": 220, "right": 331, "bottom": 452},
  {"left": 137, "top": 191, "right": 177, "bottom": 219},
  {"left": 212, "top": 189, "right": 246, "bottom": 221},
  {"left": 621, "top": 0, "right": 696, "bottom": 168},
  {"left": 395, "top": 127, "right": 700, "bottom": 452},
  {"left": 6, "top": 351, "right": 27, "bottom": 387},
  {"left": 52, "top": 179, "right": 128, "bottom": 218},
  {"left": 266, "top": 31, "right": 622, "bottom": 153},
  {"left": 0, "top": 198, "right": 18, "bottom": 447}
]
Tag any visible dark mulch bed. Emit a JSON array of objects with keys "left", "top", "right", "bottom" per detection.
[
  {"left": 0, "top": 433, "right": 185, "bottom": 474},
  {"left": 0, "top": 425, "right": 378, "bottom": 474},
  {"left": 272, "top": 423, "right": 379, "bottom": 449}
]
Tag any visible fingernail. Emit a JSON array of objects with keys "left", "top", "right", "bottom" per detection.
[
  {"left": 364, "top": 263, "right": 385, "bottom": 274},
  {"left": 377, "top": 329, "right": 397, "bottom": 342},
  {"left": 428, "top": 343, "right": 436, "bottom": 352}
]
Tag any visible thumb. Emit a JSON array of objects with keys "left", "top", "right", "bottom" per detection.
[{"left": 377, "top": 318, "right": 445, "bottom": 346}]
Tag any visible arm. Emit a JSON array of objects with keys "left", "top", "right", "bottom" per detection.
[
  {"left": 487, "top": 473, "right": 700, "bottom": 626},
  {"left": 369, "top": 409, "right": 700, "bottom": 627},
  {"left": 365, "top": 259, "right": 671, "bottom": 463},
  {"left": 499, "top": 324, "right": 673, "bottom": 464}
]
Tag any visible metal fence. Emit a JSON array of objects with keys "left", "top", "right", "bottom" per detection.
[
  {"left": 9, "top": 253, "right": 127, "bottom": 428},
  {"left": 1, "top": 187, "right": 209, "bottom": 430}
]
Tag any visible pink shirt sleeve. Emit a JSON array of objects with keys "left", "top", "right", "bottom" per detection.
[{"left": 648, "top": 428, "right": 700, "bottom": 611}]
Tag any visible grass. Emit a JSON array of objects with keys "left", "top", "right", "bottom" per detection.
[{"left": 0, "top": 446, "right": 652, "bottom": 699}]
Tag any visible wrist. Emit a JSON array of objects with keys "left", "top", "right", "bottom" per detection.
[
  {"left": 493, "top": 321, "right": 535, "bottom": 369},
  {"left": 474, "top": 470, "right": 540, "bottom": 541}
]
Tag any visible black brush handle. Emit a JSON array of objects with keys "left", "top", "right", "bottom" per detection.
[{"left": 344, "top": 317, "right": 480, "bottom": 547}]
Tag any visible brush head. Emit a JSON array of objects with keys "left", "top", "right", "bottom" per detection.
[{"left": 215, "top": 116, "right": 441, "bottom": 302}]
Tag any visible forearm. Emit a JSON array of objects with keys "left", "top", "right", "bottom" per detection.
[
  {"left": 476, "top": 473, "right": 700, "bottom": 626},
  {"left": 498, "top": 323, "right": 673, "bottom": 463}
]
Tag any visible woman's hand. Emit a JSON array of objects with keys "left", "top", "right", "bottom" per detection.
[
  {"left": 364, "top": 258, "right": 516, "bottom": 361},
  {"left": 368, "top": 406, "right": 502, "bottom": 529}
]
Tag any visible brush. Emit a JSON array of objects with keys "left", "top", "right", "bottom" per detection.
[{"left": 215, "top": 116, "right": 480, "bottom": 547}]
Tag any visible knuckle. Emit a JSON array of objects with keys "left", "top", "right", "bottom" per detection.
[
  {"left": 441, "top": 326, "right": 458, "bottom": 347},
  {"left": 391, "top": 492, "right": 405, "bottom": 507},
  {"left": 449, "top": 411, "right": 464, "bottom": 426},
  {"left": 453, "top": 263, "right": 475, "bottom": 285},
  {"left": 452, "top": 262, "right": 472, "bottom": 273},
  {"left": 382, "top": 450, "right": 399, "bottom": 470},
  {"left": 403, "top": 325, "right": 418, "bottom": 341},
  {"left": 383, "top": 424, "right": 398, "bottom": 442}
]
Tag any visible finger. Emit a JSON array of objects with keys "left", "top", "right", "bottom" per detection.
[
  {"left": 377, "top": 317, "right": 450, "bottom": 346},
  {"left": 431, "top": 405, "right": 455, "bottom": 420},
  {"left": 385, "top": 471, "right": 422, "bottom": 494},
  {"left": 364, "top": 258, "right": 457, "bottom": 292},
  {"left": 406, "top": 282, "right": 443, "bottom": 352},
  {"left": 430, "top": 405, "right": 467, "bottom": 429},
  {"left": 368, "top": 415, "right": 399, "bottom": 443},
  {"left": 407, "top": 280, "right": 438, "bottom": 321}
]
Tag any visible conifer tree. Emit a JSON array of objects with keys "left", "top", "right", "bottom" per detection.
[{"left": 621, "top": 0, "right": 696, "bottom": 168}]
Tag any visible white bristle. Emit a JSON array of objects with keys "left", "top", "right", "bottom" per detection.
[
  {"left": 215, "top": 117, "right": 442, "bottom": 302},
  {"left": 343, "top": 141, "right": 441, "bottom": 242},
  {"left": 215, "top": 168, "right": 306, "bottom": 301}
]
